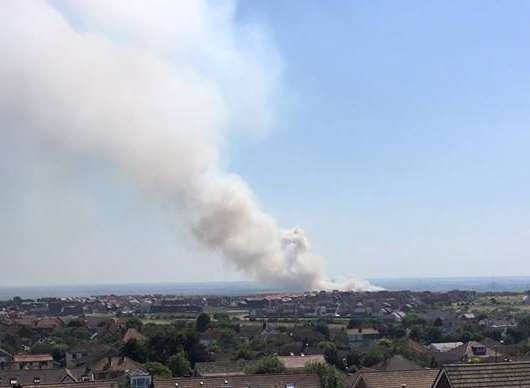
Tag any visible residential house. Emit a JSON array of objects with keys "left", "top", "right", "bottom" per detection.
[
  {"left": 34, "top": 317, "right": 64, "bottom": 333},
  {"left": 122, "top": 328, "right": 145, "bottom": 344},
  {"left": 92, "top": 356, "right": 145, "bottom": 380},
  {"left": 428, "top": 341, "right": 502, "bottom": 366},
  {"left": 14, "top": 382, "right": 117, "bottom": 388},
  {"left": 126, "top": 370, "right": 152, "bottom": 388},
  {"left": 0, "top": 367, "right": 93, "bottom": 386},
  {"left": 350, "top": 368, "right": 439, "bottom": 388},
  {"left": 0, "top": 350, "right": 13, "bottom": 370},
  {"left": 372, "top": 355, "right": 423, "bottom": 371},
  {"left": 12, "top": 354, "right": 53, "bottom": 370},
  {"left": 194, "top": 360, "right": 247, "bottom": 377},
  {"left": 65, "top": 344, "right": 115, "bottom": 369},
  {"left": 154, "top": 373, "right": 320, "bottom": 388},
  {"left": 347, "top": 328, "right": 380, "bottom": 343},
  {"left": 428, "top": 342, "right": 463, "bottom": 353},
  {"left": 432, "top": 361, "right": 530, "bottom": 388}
]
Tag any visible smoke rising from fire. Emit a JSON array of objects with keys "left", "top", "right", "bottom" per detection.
[{"left": 0, "top": 1, "right": 377, "bottom": 291}]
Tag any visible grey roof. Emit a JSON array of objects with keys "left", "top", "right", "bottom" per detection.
[
  {"left": 0, "top": 367, "right": 91, "bottom": 387},
  {"left": 429, "top": 342, "right": 464, "bottom": 352},
  {"left": 436, "top": 361, "right": 530, "bottom": 388},
  {"left": 195, "top": 361, "right": 248, "bottom": 377},
  {"left": 352, "top": 368, "right": 439, "bottom": 388},
  {"left": 373, "top": 355, "right": 423, "bottom": 371}
]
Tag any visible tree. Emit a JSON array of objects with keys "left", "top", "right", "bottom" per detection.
[
  {"left": 360, "top": 348, "right": 385, "bottom": 367},
  {"left": 120, "top": 339, "right": 148, "bottom": 363},
  {"left": 234, "top": 344, "right": 256, "bottom": 360},
  {"left": 1, "top": 334, "right": 17, "bottom": 354},
  {"left": 146, "top": 326, "right": 197, "bottom": 364},
  {"left": 315, "top": 320, "right": 330, "bottom": 339},
  {"left": 402, "top": 313, "right": 426, "bottom": 328},
  {"left": 196, "top": 313, "right": 211, "bottom": 333},
  {"left": 319, "top": 341, "right": 339, "bottom": 366},
  {"left": 17, "top": 326, "right": 33, "bottom": 339},
  {"left": 217, "top": 328, "right": 241, "bottom": 351},
  {"left": 305, "top": 361, "right": 344, "bottom": 388},
  {"left": 144, "top": 362, "right": 172, "bottom": 378},
  {"left": 67, "top": 320, "right": 84, "bottom": 328},
  {"left": 124, "top": 317, "right": 144, "bottom": 332},
  {"left": 168, "top": 351, "right": 191, "bottom": 377},
  {"left": 248, "top": 355, "right": 286, "bottom": 374}
]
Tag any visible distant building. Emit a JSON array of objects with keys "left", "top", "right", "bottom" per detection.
[
  {"left": 93, "top": 356, "right": 145, "bottom": 380},
  {"left": 372, "top": 355, "right": 422, "bottom": 371},
  {"left": 347, "top": 327, "right": 380, "bottom": 343},
  {"left": 122, "top": 328, "right": 145, "bottom": 344},
  {"left": 65, "top": 344, "right": 115, "bottom": 369},
  {"left": 429, "top": 342, "right": 464, "bottom": 353},
  {"left": 0, "top": 350, "right": 13, "bottom": 370},
  {"left": 428, "top": 341, "right": 502, "bottom": 366},
  {"left": 194, "top": 360, "right": 247, "bottom": 377},
  {"left": 12, "top": 354, "right": 53, "bottom": 370}
]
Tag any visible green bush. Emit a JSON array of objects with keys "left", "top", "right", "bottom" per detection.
[
  {"left": 246, "top": 355, "right": 286, "bottom": 374},
  {"left": 144, "top": 362, "right": 172, "bottom": 378},
  {"left": 304, "top": 361, "right": 344, "bottom": 388}
]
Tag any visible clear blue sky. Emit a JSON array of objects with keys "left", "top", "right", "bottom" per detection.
[{"left": 230, "top": 1, "right": 530, "bottom": 278}]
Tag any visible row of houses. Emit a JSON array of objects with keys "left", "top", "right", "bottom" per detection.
[
  {"left": 3, "top": 360, "right": 530, "bottom": 388},
  {"left": 350, "top": 360, "right": 530, "bottom": 388}
]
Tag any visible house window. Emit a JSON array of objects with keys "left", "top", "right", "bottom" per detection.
[{"left": 131, "top": 377, "right": 150, "bottom": 388}]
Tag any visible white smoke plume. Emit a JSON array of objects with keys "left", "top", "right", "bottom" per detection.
[{"left": 0, "top": 1, "right": 378, "bottom": 291}]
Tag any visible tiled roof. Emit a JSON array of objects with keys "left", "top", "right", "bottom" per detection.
[
  {"left": 346, "top": 328, "right": 380, "bottom": 336},
  {"left": 373, "top": 355, "right": 422, "bottom": 371},
  {"left": 155, "top": 373, "right": 320, "bottom": 388},
  {"left": 437, "top": 361, "right": 530, "bottom": 388},
  {"left": 429, "top": 342, "right": 464, "bottom": 353},
  {"left": 22, "top": 381, "right": 118, "bottom": 388},
  {"left": 351, "top": 368, "right": 439, "bottom": 388},
  {"left": 93, "top": 357, "right": 144, "bottom": 373},
  {"left": 0, "top": 367, "right": 90, "bottom": 386},
  {"left": 122, "top": 328, "right": 146, "bottom": 343},
  {"left": 13, "top": 353, "right": 53, "bottom": 362},
  {"left": 195, "top": 360, "right": 248, "bottom": 377}
]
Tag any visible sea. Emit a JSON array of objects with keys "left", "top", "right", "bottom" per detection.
[{"left": 1, "top": 277, "right": 530, "bottom": 300}]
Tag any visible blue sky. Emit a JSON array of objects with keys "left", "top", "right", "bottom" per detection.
[{"left": 230, "top": 1, "right": 530, "bottom": 278}]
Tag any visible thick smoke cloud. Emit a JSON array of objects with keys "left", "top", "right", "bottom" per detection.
[{"left": 0, "top": 1, "right": 377, "bottom": 291}]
